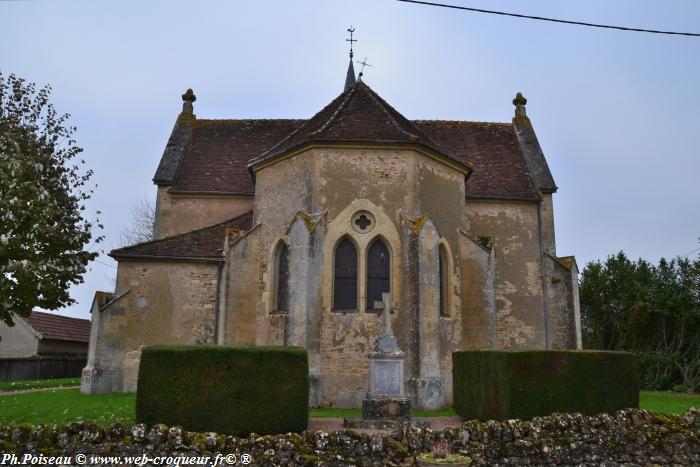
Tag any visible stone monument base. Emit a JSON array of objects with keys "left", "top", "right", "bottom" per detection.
[
  {"left": 362, "top": 395, "right": 410, "bottom": 419},
  {"left": 343, "top": 417, "right": 431, "bottom": 430}
]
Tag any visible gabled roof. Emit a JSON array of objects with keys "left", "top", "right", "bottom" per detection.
[
  {"left": 25, "top": 312, "right": 91, "bottom": 343},
  {"left": 154, "top": 82, "right": 546, "bottom": 201},
  {"left": 110, "top": 211, "right": 253, "bottom": 261},
  {"left": 168, "top": 119, "right": 304, "bottom": 194},
  {"left": 414, "top": 121, "right": 539, "bottom": 201},
  {"left": 248, "top": 80, "right": 467, "bottom": 173}
]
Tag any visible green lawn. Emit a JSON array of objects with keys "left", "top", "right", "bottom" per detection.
[
  {"left": 0, "top": 377, "right": 80, "bottom": 392},
  {"left": 639, "top": 391, "right": 700, "bottom": 415},
  {"left": 0, "top": 389, "right": 135, "bottom": 426},
  {"left": 0, "top": 389, "right": 696, "bottom": 427}
]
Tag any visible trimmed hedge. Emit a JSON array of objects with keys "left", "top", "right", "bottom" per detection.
[
  {"left": 453, "top": 350, "right": 639, "bottom": 421},
  {"left": 136, "top": 346, "right": 308, "bottom": 435}
]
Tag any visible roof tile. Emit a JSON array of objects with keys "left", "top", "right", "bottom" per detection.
[
  {"left": 111, "top": 211, "right": 253, "bottom": 260},
  {"left": 171, "top": 120, "right": 303, "bottom": 194},
  {"left": 26, "top": 312, "right": 91, "bottom": 343},
  {"left": 162, "top": 85, "right": 542, "bottom": 201},
  {"left": 414, "top": 120, "right": 539, "bottom": 201},
  {"left": 251, "top": 81, "right": 456, "bottom": 168}
]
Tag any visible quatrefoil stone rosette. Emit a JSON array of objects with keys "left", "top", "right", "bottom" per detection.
[{"left": 351, "top": 210, "right": 376, "bottom": 234}]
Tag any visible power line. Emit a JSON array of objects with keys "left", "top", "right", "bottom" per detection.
[
  {"left": 92, "top": 259, "right": 116, "bottom": 269},
  {"left": 397, "top": 0, "right": 700, "bottom": 37},
  {"left": 680, "top": 246, "right": 700, "bottom": 258}
]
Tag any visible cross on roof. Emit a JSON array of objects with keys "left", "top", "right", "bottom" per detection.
[
  {"left": 357, "top": 57, "right": 372, "bottom": 79},
  {"left": 346, "top": 26, "right": 356, "bottom": 59}
]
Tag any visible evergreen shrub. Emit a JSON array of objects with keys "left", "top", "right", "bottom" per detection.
[
  {"left": 136, "top": 346, "right": 309, "bottom": 435},
  {"left": 453, "top": 350, "right": 638, "bottom": 421}
]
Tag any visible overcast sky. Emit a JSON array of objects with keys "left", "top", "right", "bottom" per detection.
[{"left": 1, "top": 0, "right": 699, "bottom": 319}]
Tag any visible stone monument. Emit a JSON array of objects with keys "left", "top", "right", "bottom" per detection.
[
  {"left": 363, "top": 292, "right": 410, "bottom": 419},
  {"left": 344, "top": 293, "right": 430, "bottom": 429}
]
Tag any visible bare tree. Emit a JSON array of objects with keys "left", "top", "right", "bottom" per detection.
[{"left": 120, "top": 197, "right": 155, "bottom": 246}]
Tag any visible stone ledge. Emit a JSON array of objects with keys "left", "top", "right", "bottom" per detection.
[{"left": 343, "top": 417, "right": 431, "bottom": 430}]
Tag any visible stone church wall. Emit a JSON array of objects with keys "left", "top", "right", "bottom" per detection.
[
  {"left": 154, "top": 187, "right": 253, "bottom": 238},
  {"left": 465, "top": 200, "right": 547, "bottom": 349},
  {"left": 253, "top": 154, "right": 316, "bottom": 240},
  {"left": 544, "top": 254, "right": 582, "bottom": 350},
  {"left": 455, "top": 232, "right": 496, "bottom": 352},
  {"left": 247, "top": 146, "right": 472, "bottom": 409},
  {"left": 317, "top": 199, "right": 404, "bottom": 407},
  {"left": 314, "top": 147, "right": 418, "bottom": 219},
  {"left": 220, "top": 229, "right": 264, "bottom": 347},
  {"left": 82, "top": 261, "right": 218, "bottom": 393},
  {"left": 415, "top": 157, "right": 466, "bottom": 253}
]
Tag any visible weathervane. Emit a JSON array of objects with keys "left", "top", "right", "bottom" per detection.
[
  {"left": 346, "top": 25, "right": 356, "bottom": 59},
  {"left": 357, "top": 57, "right": 372, "bottom": 79}
]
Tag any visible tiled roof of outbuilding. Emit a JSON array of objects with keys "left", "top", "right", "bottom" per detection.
[
  {"left": 110, "top": 211, "right": 253, "bottom": 260},
  {"left": 26, "top": 312, "right": 91, "bottom": 343}
]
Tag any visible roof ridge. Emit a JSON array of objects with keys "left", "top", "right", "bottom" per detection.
[
  {"left": 194, "top": 118, "right": 306, "bottom": 125},
  {"left": 111, "top": 210, "right": 252, "bottom": 254},
  {"left": 255, "top": 111, "right": 332, "bottom": 162},
  {"left": 247, "top": 81, "right": 470, "bottom": 174},
  {"left": 29, "top": 311, "right": 90, "bottom": 323},
  {"left": 260, "top": 83, "right": 364, "bottom": 160},
  {"left": 355, "top": 83, "right": 455, "bottom": 155},
  {"left": 412, "top": 119, "right": 512, "bottom": 126},
  {"left": 311, "top": 84, "right": 358, "bottom": 136},
  {"left": 359, "top": 82, "right": 415, "bottom": 140}
]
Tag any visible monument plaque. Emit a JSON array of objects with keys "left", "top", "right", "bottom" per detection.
[{"left": 374, "top": 361, "right": 401, "bottom": 395}]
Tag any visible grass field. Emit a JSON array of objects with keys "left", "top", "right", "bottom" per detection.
[
  {"left": 0, "top": 389, "right": 696, "bottom": 427},
  {"left": 639, "top": 391, "right": 700, "bottom": 415},
  {"left": 0, "top": 377, "right": 80, "bottom": 392},
  {"left": 0, "top": 389, "right": 134, "bottom": 426}
]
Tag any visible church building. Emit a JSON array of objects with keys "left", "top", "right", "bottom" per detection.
[{"left": 81, "top": 59, "right": 581, "bottom": 409}]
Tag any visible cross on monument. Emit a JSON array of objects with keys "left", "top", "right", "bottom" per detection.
[
  {"left": 380, "top": 292, "right": 393, "bottom": 338},
  {"left": 346, "top": 26, "right": 356, "bottom": 59},
  {"left": 372, "top": 292, "right": 397, "bottom": 350}
]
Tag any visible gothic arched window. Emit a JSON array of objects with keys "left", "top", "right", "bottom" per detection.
[
  {"left": 439, "top": 244, "right": 449, "bottom": 316},
  {"left": 274, "top": 242, "right": 289, "bottom": 312},
  {"left": 333, "top": 238, "right": 358, "bottom": 310},
  {"left": 366, "top": 239, "right": 390, "bottom": 311}
]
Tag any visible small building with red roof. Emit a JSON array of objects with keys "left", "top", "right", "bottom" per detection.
[{"left": 0, "top": 311, "right": 91, "bottom": 358}]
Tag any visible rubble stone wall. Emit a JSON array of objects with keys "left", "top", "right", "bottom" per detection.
[{"left": 4, "top": 409, "right": 698, "bottom": 466}]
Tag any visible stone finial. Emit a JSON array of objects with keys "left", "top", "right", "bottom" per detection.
[
  {"left": 513, "top": 92, "right": 527, "bottom": 117},
  {"left": 181, "top": 88, "right": 196, "bottom": 115}
]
